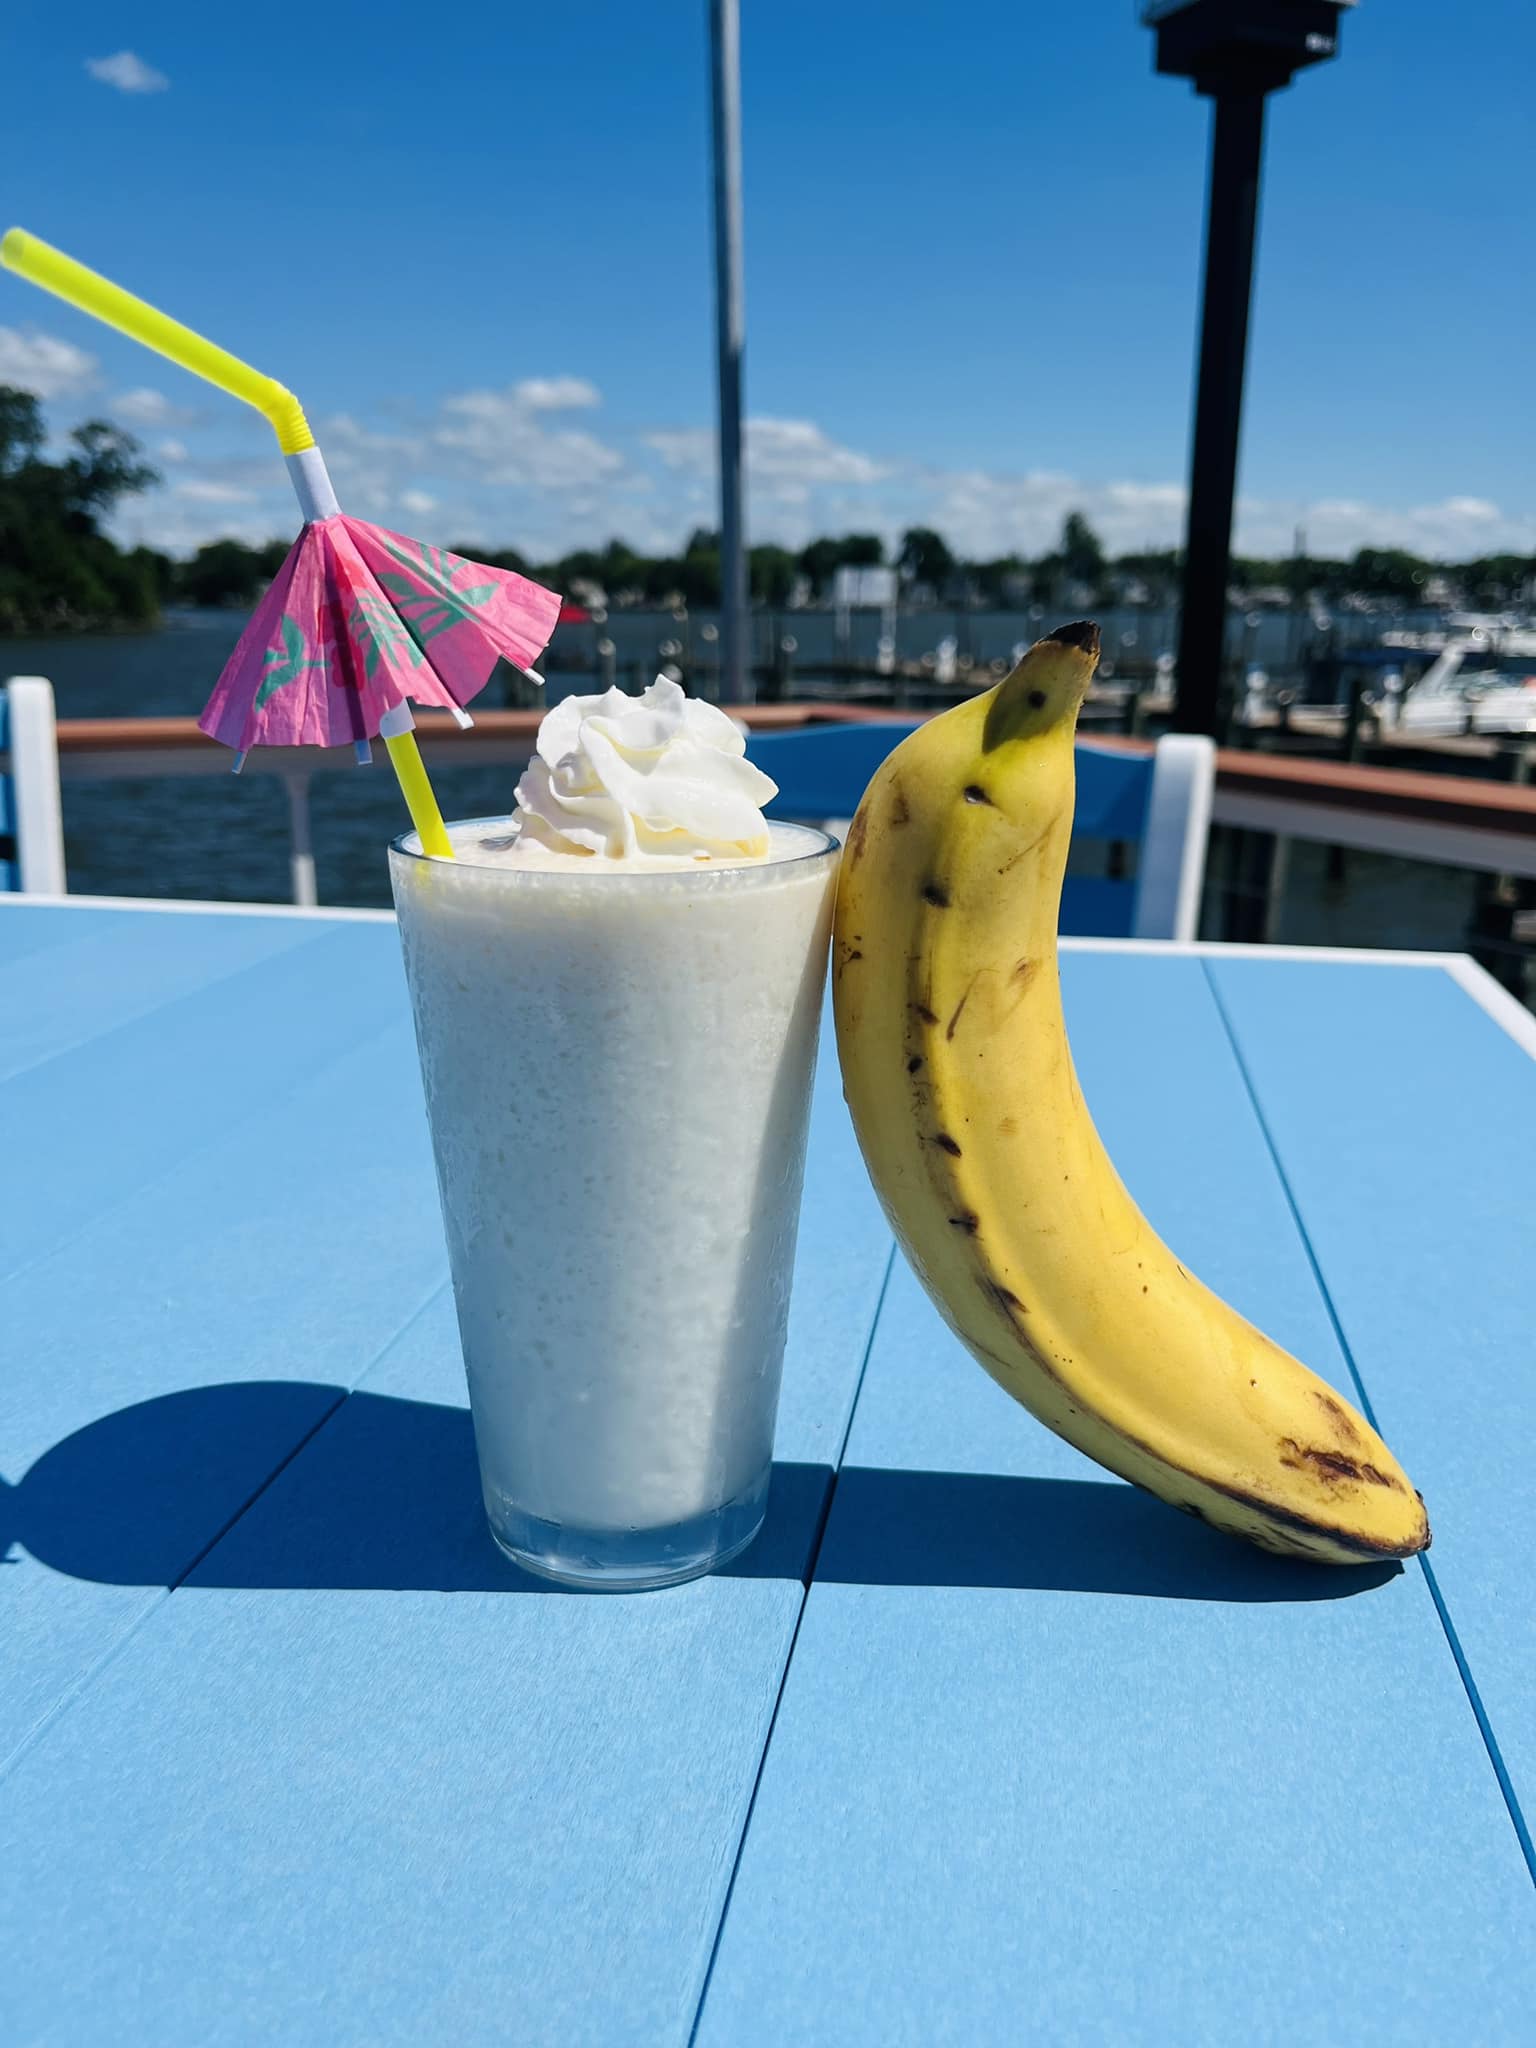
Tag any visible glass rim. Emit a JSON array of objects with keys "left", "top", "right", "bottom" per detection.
[{"left": 388, "top": 816, "right": 840, "bottom": 882}]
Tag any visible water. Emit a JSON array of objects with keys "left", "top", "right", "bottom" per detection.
[
  {"left": 0, "top": 611, "right": 1505, "bottom": 960},
  {"left": 7, "top": 613, "right": 531, "bottom": 907}
]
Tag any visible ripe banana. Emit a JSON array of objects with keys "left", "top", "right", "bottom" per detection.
[{"left": 833, "top": 622, "right": 1429, "bottom": 1563}]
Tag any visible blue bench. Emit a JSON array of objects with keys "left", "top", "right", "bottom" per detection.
[{"left": 746, "top": 721, "right": 1215, "bottom": 941}]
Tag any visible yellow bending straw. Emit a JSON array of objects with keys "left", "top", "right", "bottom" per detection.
[
  {"left": 0, "top": 226, "right": 455, "bottom": 857},
  {"left": 1, "top": 229, "right": 315, "bottom": 455},
  {"left": 384, "top": 731, "right": 453, "bottom": 858}
]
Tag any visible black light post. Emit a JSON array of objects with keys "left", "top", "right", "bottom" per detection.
[
  {"left": 708, "top": 0, "right": 749, "bottom": 703},
  {"left": 1146, "top": 1, "right": 1354, "bottom": 736}
]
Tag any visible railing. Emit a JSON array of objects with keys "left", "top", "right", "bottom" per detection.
[
  {"left": 1069, "top": 735, "right": 1536, "bottom": 880},
  {"left": 1090, "top": 733, "right": 1536, "bottom": 995},
  {"left": 35, "top": 705, "right": 904, "bottom": 907},
  {"left": 10, "top": 712, "right": 1536, "bottom": 999}
]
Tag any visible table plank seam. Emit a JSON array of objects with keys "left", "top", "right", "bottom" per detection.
[
  {"left": 0, "top": 915, "right": 340, "bottom": 1092},
  {"left": 164, "top": 1277, "right": 452, "bottom": 1586},
  {"left": 1415, "top": 1554, "right": 1536, "bottom": 1879},
  {"left": 1199, "top": 957, "right": 1536, "bottom": 1896},
  {"left": 686, "top": 1241, "right": 899, "bottom": 2047},
  {"left": 0, "top": 970, "right": 412, "bottom": 1300},
  {"left": 0, "top": 1586, "right": 172, "bottom": 1788},
  {"left": 0, "top": 894, "right": 398, "bottom": 925},
  {"left": 0, "top": 1277, "right": 452, "bottom": 1792}
]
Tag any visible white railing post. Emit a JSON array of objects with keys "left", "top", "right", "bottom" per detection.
[
  {"left": 1135, "top": 732, "right": 1216, "bottom": 942},
  {"left": 5, "top": 676, "right": 68, "bottom": 894},
  {"left": 281, "top": 769, "right": 319, "bottom": 907}
]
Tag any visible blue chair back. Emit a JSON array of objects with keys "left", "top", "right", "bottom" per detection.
[
  {"left": 747, "top": 723, "right": 921, "bottom": 823},
  {"left": 1061, "top": 743, "right": 1155, "bottom": 939},
  {"left": 0, "top": 689, "right": 17, "bottom": 892},
  {"left": 745, "top": 724, "right": 1172, "bottom": 939}
]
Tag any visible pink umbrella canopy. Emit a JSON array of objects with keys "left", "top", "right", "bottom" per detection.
[{"left": 198, "top": 517, "right": 562, "bottom": 758}]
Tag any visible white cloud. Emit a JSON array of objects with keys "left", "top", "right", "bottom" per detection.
[
  {"left": 436, "top": 382, "right": 627, "bottom": 489},
  {"left": 118, "top": 504, "right": 291, "bottom": 554},
  {"left": 644, "top": 418, "right": 890, "bottom": 495},
  {"left": 513, "top": 376, "right": 600, "bottom": 411},
  {"left": 86, "top": 51, "right": 169, "bottom": 93},
  {"left": 0, "top": 326, "right": 96, "bottom": 397},
  {"left": 1235, "top": 491, "right": 1533, "bottom": 560},
  {"left": 821, "top": 465, "right": 1535, "bottom": 565},
  {"left": 1442, "top": 496, "right": 1499, "bottom": 524},
  {"left": 914, "top": 467, "right": 1180, "bottom": 562},
  {"left": 1104, "top": 480, "right": 1187, "bottom": 517},
  {"left": 644, "top": 427, "right": 713, "bottom": 473},
  {"left": 749, "top": 418, "right": 891, "bottom": 489},
  {"left": 111, "top": 386, "right": 194, "bottom": 427},
  {"left": 322, "top": 412, "right": 422, "bottom": 457},
  {"left": 174, "top": 478, "right": 257, "bottom": 504},
  {"left": 309, "top": 416, "right": 431, "bottom": 521},
  {"left": 80, "top": 373, "right": 1530, "bottom": 568}
]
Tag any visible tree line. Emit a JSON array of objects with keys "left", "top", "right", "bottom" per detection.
[{"left": 2, "top": 385, "right": 1531, "bottom": 632}]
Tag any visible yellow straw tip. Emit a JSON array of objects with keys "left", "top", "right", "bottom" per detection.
[{"left": 1, "top": 227, "right": 33, "bottom": 270}]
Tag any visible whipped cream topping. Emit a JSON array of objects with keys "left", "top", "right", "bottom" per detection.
[{"left": 510, "top": 676, "right": 778, "bottom": 862}]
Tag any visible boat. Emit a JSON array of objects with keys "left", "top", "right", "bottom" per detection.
[{"left": 1375, "top": 626, "right": 1536, "bottom": 737}]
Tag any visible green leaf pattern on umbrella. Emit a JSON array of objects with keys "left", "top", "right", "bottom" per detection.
[
  {"left": 349, "top": 589, "right": 425, "bottom": 681},
  {"left": 377, "top": 537, "right": 498, "bottom": 654},
  {"left": 254, "top": 613, "right": 324, "bottom": 709}
]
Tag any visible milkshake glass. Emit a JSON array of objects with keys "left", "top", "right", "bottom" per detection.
[{"left": 389, "top": 686, "right": 837, "bottom": 1589}]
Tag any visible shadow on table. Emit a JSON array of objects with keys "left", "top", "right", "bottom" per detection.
[{"left": 4, "top": 1383, "right": 1399, "bottom": 1603}]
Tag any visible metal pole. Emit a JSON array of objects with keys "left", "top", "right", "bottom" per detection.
[
  {"left": 708, "top": 0, "right": 749, "bottom": 703},
  {"left": 282, "top": 770, "right": 318, "bottom": 908},
  {"left": 1173, "top": 88, "right": 1266, "bottom": 737}
]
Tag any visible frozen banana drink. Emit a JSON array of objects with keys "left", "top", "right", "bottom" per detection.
[{"left": 390, "top": 679, "right": 837, "bottom": 1588}]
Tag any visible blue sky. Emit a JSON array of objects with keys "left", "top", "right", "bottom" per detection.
[{"left": 2, "top": 0, "right": 1530, "bottom": 563}]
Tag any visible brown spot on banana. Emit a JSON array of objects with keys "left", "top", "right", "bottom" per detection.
[
  {"left": 1279, "top": 1439, "right": 1402, "bottom": 1490},
  {"left": 907, "top": 1054, "right": 924, "bottom": 1074},
  {"left": 945, "top": 974, "right": 983, "bottom": 1040},
  {"left": 948, "top": 1211, "right": 980, "bottom": 1234},
  {"left": 890, "top": 783, "right": 910, "bottom": 825},
  {"left": 911, "top": 1002, "right": 940, "bottom": 1027},
  {"left": 1208, "top": 1476, "right": 1425, "bottom": 1559},
  {"left": 844, "top": 809, "right": 868, "bottom": 862},
  {"left": 932, "top": 1132, "right": 963, "bottom": 1157},
  {"left": 998, "top": 829, "right": 1051, "bottom": 878},
  {"left": 921, "top": 880, "right": 951, "bottom": 908},
  {"left": 1312, "top": 1389, "right": 1363, "bottom": 1440},
  {"left": 963, "top": 784, "right": 993, "bottom": 806}
]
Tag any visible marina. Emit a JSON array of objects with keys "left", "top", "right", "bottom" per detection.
[{"left": 7, "top": 605, "right": 1534, "bottom": 1001}]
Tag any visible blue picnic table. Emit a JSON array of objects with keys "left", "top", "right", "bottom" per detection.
[{"left": 2, "top": 894, "right": 1534, "bottom": 2045}]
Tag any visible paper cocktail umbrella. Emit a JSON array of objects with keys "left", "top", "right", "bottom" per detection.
[{"left": 1, "top": 230, "right": 561, "bottom": 857}]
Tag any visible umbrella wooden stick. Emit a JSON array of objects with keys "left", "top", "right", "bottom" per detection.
[{"left": 1, "top": 227, "right": 455, "bottom": 858}]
